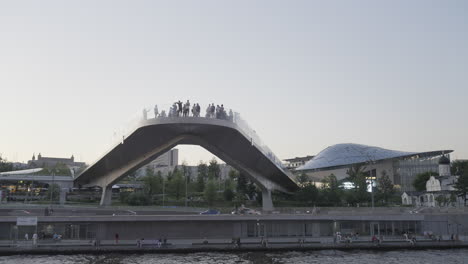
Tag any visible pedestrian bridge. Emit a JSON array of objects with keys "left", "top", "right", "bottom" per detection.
[{"left": 75, "top": 113, "right": 298, "bottom": 210}]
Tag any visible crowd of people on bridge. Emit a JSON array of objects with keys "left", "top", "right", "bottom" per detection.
[{"left": 144, "top": 101, "right": 234, "bottom": 121}]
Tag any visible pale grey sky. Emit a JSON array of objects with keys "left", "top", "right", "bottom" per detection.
[{"left": 1, "top": 1, "right": 467, "bottom": 165}]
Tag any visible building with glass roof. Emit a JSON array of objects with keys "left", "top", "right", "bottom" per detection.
[{"left": 296, "top": 143, "right": 452, "bottom": 192}]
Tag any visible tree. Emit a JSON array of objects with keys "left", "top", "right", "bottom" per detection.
[
  {"left": 451, "top": 160, "right": 468, "bottom": 176},
  {"left": 236, "top": 173, "right": 248, "bottom": 195},
  {"left": 208, "top": 158, "right": 220, "bottom": 179},
  {"left": 296, "top": 173, "right": 309, "bottom": 186},
  {"left": 223, "top": 188, "right": 235, "bottom": 202},
  {"left": 295, "top": 184, "right": 318, "bottom": 205},
  {"left": 435, "top": 195, "right": 448, "bottom": 207},
  {"left": 376, "top": 170, "right": 395, "bottom": 205},
  {"left": 346, "top": 164, "right": 366, "bottom": 187},
  {"left": 142, "top": 171, "right": 163, "bottom": 198},
  {"left": 233, "top": 191, "right": 246, "bottom": 209},
  {"left": 320, "top": 174, "right": 341, "bottom": 206},
  {"left": 181, "top": 162, "right": 192, "bottom": 182},
  {"left": 168, "top": 169, "right": 185, "bottom": 200},
  {"left": 454, "top": 172, "right": 468, "bottom": 206},
  {"left": 45, "top": 183, "right": 61, "bottom": 201},
  {"left": 0, "top": 155, "right": 13, "bottom": 173},
  {"left": 413, "top": 172, "right": 438, "bottom": 192},
  {"left": 246, "top": 181, "right": 257, "bottom": 200},
  {"left": 344, "top": 190, "right": 359, "bottom": 206},
  {"left": 204, "top": 179, "right": 217, "bottom": 206},
  {"left": 196, "top": 162, "right": 208, "bottom": 192},
  {"left": 346, "top": 165, "right": 369, "bottom": 204},
  {"left": 126, "top": 192, "right": 150, "bottom": 206},
  {"left": 449, "top": 193, "right": 457, "bottom": 206},
  {"left": 228, "top": 168, "right": 239, "bottom": 180}
]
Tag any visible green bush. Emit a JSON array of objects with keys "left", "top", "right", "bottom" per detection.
[{"left": 126, "top": 192, "right": 150, "bottom": 206}]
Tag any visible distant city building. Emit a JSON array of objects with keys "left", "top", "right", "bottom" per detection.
[
  {"left": 151, "top": 149, "right": 179, "bottom": 168},
  {"left": 28, "top": 153, "right": 86, "bottom": 169},
  {"left": 283, "top": 156, "right": 314, "bottom": 170},
  {"left": 401, "top": 156, "right": 464, "bottom": 207},
  {"left": 296, "top": 143, "right": 452, "bottom": 192},
  {"left": 136, "top": 149, "right": 179, "bottom": 177},
  {"left": 11, "top": 162, "right": 29, "bottom": 170}
]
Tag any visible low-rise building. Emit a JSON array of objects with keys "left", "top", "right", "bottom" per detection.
[
  {"left": 401, "top": 156, "right": 464, "bottom": 207},
  {"left": 28, "top": 153, "right": 86, "bottom": 169},
  {"left": 283, "top": 156, "right": 314, "bottom": 171}
]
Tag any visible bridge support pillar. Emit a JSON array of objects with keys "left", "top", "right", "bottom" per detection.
[
  {"left": 262, "top": 188, "right": 274, "bottom": 212},
  {"left": 59, "top": 189, "right": 67, "bottom": 205},
  {"left": 100, "top": 185, "right": 113, "bottom": 206}
]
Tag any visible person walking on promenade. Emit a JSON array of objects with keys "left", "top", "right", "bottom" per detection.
[
  {"left": 115, "top": 233, "right": 119, "bottom": 244},
  {"left": 137, "top": 238, "right": 144, "bottom": 248},
  {"left": 24, "top": 233, "right": 29, "bottom": 241},
  {"left": 32, "top": 233, "right": 37, "bottom": 247},
  {"left": 95, "top": 239, "right": 101, "bottom": 249},
  {"left": 298, "top": 238, "right": 304, "bottom": 248}
]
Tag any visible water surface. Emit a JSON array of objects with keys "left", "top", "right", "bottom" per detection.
[{"left": 0, "top": 249, "right": 466, "bottom": 264}]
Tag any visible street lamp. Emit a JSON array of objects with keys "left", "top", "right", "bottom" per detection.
[
  {"left": 185, "top": 169, "right": 188, "bottom": 208},
  {"left": 364, "top": 154, "right": 376, "bottom": 210},
  {"left": 49, "top": 171, "right": 56, "bottom": 206},
  {"left": 369, "top": 171, "right": 376, "bottom": 210},
  {"left": 162, "top": 177, "right": 165, "bottom": 207}
]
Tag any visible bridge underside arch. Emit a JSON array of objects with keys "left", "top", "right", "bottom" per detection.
[{"left": 75, "top": 119, "right": 298, "bottom": 210}]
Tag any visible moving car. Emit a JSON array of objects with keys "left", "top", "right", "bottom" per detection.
[
  {"left": 231, "top": 207, "right": 261, "bottom": 215},
  {"left": 199, "top": 209, "right": 221, "bottom": 215}
]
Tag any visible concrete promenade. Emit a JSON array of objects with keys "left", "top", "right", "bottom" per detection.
[
  {"left": 1, "top": 205, "right": 467, "bottom": 255},
  {"left": 0, "top": 237, "right": 466, "bottom": 255}
]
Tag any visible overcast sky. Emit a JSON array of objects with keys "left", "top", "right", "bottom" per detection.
[{"left": 1, "top": 1, "right": 467, "bottom": 165}]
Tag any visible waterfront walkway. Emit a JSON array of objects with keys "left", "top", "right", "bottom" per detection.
[{"left": 0, "top": 236, "right": 466, "bottom": 255}]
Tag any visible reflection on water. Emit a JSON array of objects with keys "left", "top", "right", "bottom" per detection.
[{"left": 0, "top": 250, "right": 467, "bottom": 264}]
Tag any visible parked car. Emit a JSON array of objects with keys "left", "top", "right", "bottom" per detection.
[{"left": 199, "top": 209, "right": 221, "bottom": 215}]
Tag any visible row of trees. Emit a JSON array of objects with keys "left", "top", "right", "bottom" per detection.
[
  {"left": 121, "top": 159, "right": 260, "bottom": 206},
  {"left": 293, "top": 165, "right": 398, "bottom": 207},
  {"left": 120, "top": 160, "right": 468, "bottom": 207}
]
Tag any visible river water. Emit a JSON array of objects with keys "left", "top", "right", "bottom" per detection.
[{"left": 0, "top": 249, "right": 467, "bottom": 264}]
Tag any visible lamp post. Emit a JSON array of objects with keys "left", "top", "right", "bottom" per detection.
[
  {"left": 185, "top": 169, "right": 188, "bottom": 208},
  {"left": 49, "top": 171, "right": 56, "bottom": 206},
  {"left": 370, "top": 172, "right": 375, "bottom": 210},
  {"left": 162, "top": 177, "right": 165, "bottom": 207},
  {"left": 364, "top": 154, "right": 376, "bottom": 210}
]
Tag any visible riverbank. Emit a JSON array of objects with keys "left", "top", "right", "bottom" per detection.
[{"left": 0, "top": 239, "right": 466, "bottom": 256}]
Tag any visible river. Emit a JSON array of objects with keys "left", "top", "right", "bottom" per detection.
[{"left": 0, "top": 249, "right": 466, "bottom": 264}]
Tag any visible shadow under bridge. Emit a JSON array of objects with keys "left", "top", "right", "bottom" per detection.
[{"left": 74, "top": 117, "right": 298, "bottom": 211}]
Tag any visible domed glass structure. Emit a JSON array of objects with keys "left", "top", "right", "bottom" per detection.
[{"left": 297, "top": 143, "right": 452, "bottom": 171}]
